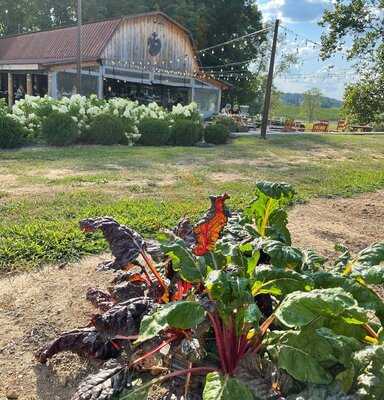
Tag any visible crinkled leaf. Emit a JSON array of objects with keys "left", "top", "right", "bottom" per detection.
[
  {"left": 244, "top": 303, "right": 262, "bottom": 329},
  {"left": 205, "top": 270, "right": 253, "bottom": 315},
  {"left": 71, "top": 361, "right": 131, "bottom": 400},
  {"left": 302, "top": 249, "right": 327, "bottom": 272},
  {"left": 255, "top": 181, "right": 296, "bottom": 200},
  {"left": 192, "top": 194, "right": 230, "bottom": 256},
  {"left": 313, "top": 271, "right": 384, "bottom": 324},
  {"left": 203, "top": 372, "right": 254, "bottom": 400},
  {"left": 166, "top": 301, "right": 206, "bottom": 329},
  {"left": 261, "top": 240, "right": 303, "bottom": 270},
  {"left": 137, "top": 301, "right": 205, "bottom": 343},
  {"left": 276, "top": 344, "right": 333, "bottom": 385},
  {"left": 287, "top": 383, "right": 358, "bottom": 400},
  {"left": 252, "top": 265, "right": 313, "bottom": 297},
  {"left": 344, "top": 242, "right": 384, "bottom": 283},
  {"left": 244, "top": 181, "right": 294, "bottom": 245},
  {"left": 353, "top": 345, "right": 384, "bottom": 399},
  {"left": 268, "top": 328, "right": 361, "bottom": 386},
  {"left": 161, "top": 239, "right": 203, "bottom": 283},
  {"left": 276, "top": 288, "right": 368, "bottom": 328}
]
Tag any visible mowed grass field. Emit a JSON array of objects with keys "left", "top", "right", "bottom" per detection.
[{"left": 1, "top": 133, "right": 384, "bottom": 272}]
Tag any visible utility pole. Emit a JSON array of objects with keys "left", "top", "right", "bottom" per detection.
[
  {"left": 260, "top": 19, "right": 280, "bottom": 139},
  {"left": 76, "top": 0, "right": 82, "bottom": 95}
]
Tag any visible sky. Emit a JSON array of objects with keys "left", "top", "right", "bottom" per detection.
[{"left": 257, "top": 0, "right": 355, "bottom": 100}]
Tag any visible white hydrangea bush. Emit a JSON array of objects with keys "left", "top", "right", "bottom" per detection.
[{"left": 8, "top": 95, "right": 200, "bottom": 145}]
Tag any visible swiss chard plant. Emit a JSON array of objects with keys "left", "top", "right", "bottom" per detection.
[{"left": 35, "top": 181, "right": 384, "bottom": 400}]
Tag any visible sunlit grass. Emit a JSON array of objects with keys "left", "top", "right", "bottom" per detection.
[{"left": 1, "top": 134, "right": 383, "bottom": 271}]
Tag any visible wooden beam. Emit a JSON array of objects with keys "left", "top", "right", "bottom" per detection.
[
  {"left": 26, "top": 74, "right": 33, "bottom": 96},
  {"left": 8, "top": 73, "right": 13, "bottom": 108}
]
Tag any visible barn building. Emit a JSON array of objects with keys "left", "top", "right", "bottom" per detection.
[{"left": 0, "top": 12, "right": 227, "bottom": 117}]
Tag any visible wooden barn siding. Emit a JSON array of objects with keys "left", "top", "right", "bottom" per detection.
[{"left": 102, "top": 15, "right": 199, "bottom": 74}]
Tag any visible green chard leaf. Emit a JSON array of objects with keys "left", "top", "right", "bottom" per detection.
[
  {"left": 343, "top": 242, "right": 384, "bottom": 284},
  {"left": 244, "top": 181, "right": 295, "bottom": 245},
  {"left": 205, "top": 270, "right": 253, "bottom": 314},
  {"left": 161, "top": 239, "right": 204, "bottom": 283},
  {"left": 352, "top": 345, "right": 384, "bottom": 399},
  {"left": 137, "top": 301, "right": 206, "bottom": 343},
  {"left": 276, "top": 288, "right": 368, "bottom": 329},
  {"left": 252, "top": 265, "right": 313, "bottom": 297},
  {"left": 261, "top": 239, "right": 304, "bottom": 270},
  {"left": 302, "top": 249, "right": 327, "bottom": 272},
  {"left": 313, "top": 271, "right": 384, "bottom": 324},
  {"left": 268, "top": 327, "right": 362, "bottom": 386},
  {"left": 203, "top": 372, "right": 254, "bottom": 400}
]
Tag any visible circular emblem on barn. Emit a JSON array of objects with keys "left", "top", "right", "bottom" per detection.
[{"left": 148, "top": 32, "right": 162, "bottom": 56}]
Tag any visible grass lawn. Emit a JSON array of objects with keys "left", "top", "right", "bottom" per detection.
[{"left": 1, "top": 133, "right": 384, "bottom": 271}]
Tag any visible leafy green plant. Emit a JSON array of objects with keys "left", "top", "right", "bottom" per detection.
[
  {"left": 170, "top": 119, "right": 203, "bottom": 146},
  {"left": 138, "top": 117, "right": 171, "bottom": 146},
  {"left": 34, "top": 181, "right": 384, "bottom": 400},
  {"left": 42, "top": 111, "right": 78, "bottom": 146},
  {"left": 0, "top": 114, "right": 26, "bottom": 149},
  {"left": 205, "top": 123, "right": 230, "bottom": 145},
  {"left": 85, "top": 113, "right": 127, "bottom": 145}
]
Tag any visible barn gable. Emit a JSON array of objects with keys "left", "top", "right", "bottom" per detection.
[{"left": 101, "top": 12, "right": 200, "bottom": 75}]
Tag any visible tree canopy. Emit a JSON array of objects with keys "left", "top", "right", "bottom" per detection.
[{"left": 320, "top": 0, "right": 384, "bottom": 124}]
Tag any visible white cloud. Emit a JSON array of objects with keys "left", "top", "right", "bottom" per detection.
[{"left": 258, "top": 0, "right": 331, "bottom": 23}]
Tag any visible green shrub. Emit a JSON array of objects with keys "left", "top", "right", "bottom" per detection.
[
  {"left": 42, "top": 112, "right": 78, "bottom": 146},
  {"left": 0, "top": 114, "right": 26, "bottom": 149},
  {"left": 213, "top": 115, "right": 239, "bottom": 132},
  {"left": 138, "top": 118, "right": 171, "bottom": 146},
  {"left": 170, "top": 119, "right": 203, "bottom": 146},
  {"left": 0, "top": 98, "right": 8, "bottom": 116},
  {"left": 86, "top": 114, "right": 126, "bottom": 145},
  {"left": 204, "top": 123, "right": 230, "bottom": 145}
]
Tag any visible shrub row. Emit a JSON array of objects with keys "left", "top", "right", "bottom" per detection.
[
  {"left": 0, "top": 95, "right": 231, "bottom": 148},
  {"left": 0, "top": 114, "right": 230, "bottom": 149},
  {"left": 138, "top": 118, "right": 230, "bottom": 146}
]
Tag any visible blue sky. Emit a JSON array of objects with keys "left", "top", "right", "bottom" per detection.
[{"left": 257, "top": 0, "right": 355, "bottom": 100}]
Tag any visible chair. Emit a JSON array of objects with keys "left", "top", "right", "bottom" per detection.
[
  {"left": 312, "top": 120, "right": 329, "bottom": 133},
  {"left": 336, "top": 120, "right": 348, "bottom": 132}
]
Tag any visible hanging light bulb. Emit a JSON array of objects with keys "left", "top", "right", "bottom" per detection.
[
  {"left": 212, "top": 49, "right": 215, "bottom": 55},
  {"left": 221, "top": 47, "right": 225, "bottom": 52},
  {"left": 232, "top": 43, "right": 236, "bottom": 48}
]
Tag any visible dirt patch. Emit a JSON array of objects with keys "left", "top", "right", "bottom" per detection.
[
  {"left": 210, "top": 172, "right": 247, "bottom": 182},
  {"left": 0, "top": 255, "right": 114, "bottom": 400},
  {"left": 289, "top": 190, "right": 384, "bottom": 259},
  {"left": 0, "top": 191, "right": 383, "bottom": 399}
]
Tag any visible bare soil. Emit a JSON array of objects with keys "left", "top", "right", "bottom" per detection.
[{"left": 0, "top": 191, "right": 383, "bottom": 400}]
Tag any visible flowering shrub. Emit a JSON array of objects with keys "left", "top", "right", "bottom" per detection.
[
  {"left": 0, "top": 98, "right": 8, "bottom": 116},
  {"left": 7, "top": 95, "right": 202, "bottom": 146}
]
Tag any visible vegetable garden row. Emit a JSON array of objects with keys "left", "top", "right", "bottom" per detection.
[{"left": 35, "top": 182, "right": 384, "bottom": 400}]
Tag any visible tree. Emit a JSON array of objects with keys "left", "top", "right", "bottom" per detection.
[
  {"left": 303, "top": 88, "right": 321, "bottom": 122},
  {"left": 319, "top": 1, "right": 384, "bottom": 124},
  {"left": 343, "top": 78, "right": 384, "bottom": 124},
  {"left": 320, "top": 0, "right": 384, "bottom": 74}
]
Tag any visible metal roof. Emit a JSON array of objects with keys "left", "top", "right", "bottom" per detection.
[
  {"left": 0, "top": 18, "right": 121, "bottom": 66},
  {"left": 0, "top": 12, "right": 200, "bottom": 67}
]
